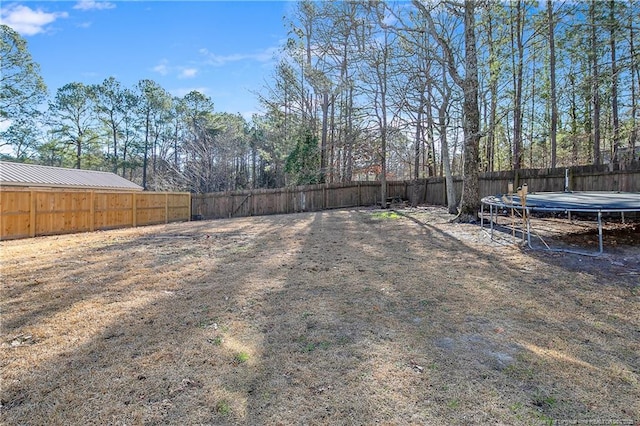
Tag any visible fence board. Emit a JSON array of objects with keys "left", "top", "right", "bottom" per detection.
[{"left": 0, "top": 189, "right": 190, "bottom": 240}]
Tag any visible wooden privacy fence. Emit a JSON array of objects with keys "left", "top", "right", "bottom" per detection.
[
  {"left": 192, "top": 181, "right": 407, "bottom": 219},
  {"left": 406, "top": 163, "right": 640, "bottom": 207},
  {"left": 6, "top": 165, "right": 635, "bottom": 240},
  {"left": 0, "top": 189, "right": 191, "bottom": 240},
  {"left": 193, "top": 164, "right": 640, "bottom": 220}
]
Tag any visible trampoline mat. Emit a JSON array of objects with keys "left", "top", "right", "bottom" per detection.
[{"left": 482, "top": 191, "right": 640, "bottom": 211}]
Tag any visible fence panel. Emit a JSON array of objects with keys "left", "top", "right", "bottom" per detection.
[
  {"left": 168, "top": 193, "right": 192, "bottom": 222},
  {"left": 35, "top": 191, "right": 92, "bottom": 236},
  {"left": 303, "top": 186, "right": 326, "bottom": 211},
  {"left": 326, "top": 183, "right": 358, "bottom": 208},
  {"left": 387, "top": 182, "right": 407, "bottom": 200},
  {"left": 1, "top": 191, "right": 32, "bottom": 239},
  {"left": 137, "top": 193, "right": 171, "bottom": 225},
  {"left": 94, "top": 192, "right": 134, "bottom": 230},
  {"left": 0, "top": 189, "right": 190, "bottom": 240},
  {"left": 356, "top": 182, "right": 380, "bottom": 206}
]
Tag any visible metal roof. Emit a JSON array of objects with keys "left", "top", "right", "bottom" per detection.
[{"left": 0, "top": 161, "right": 143, "bottom": 191}]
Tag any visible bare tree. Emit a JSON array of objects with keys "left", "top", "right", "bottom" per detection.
[
  {"left": 418, "top": 0, "right": 482, "bottom": 220},
  {"left": 434, "top": 59, "right": 458, "bottom": 214}
]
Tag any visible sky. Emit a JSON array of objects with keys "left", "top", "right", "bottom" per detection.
[{"left": 1, "top": 0, "right": 295, "bottom": 119}]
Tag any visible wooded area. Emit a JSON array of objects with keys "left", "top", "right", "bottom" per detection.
[
  {"left": 2, "top": 1, "right": 639, "bottom": 217},
  {"left": 0, "top": 190, "right": 190, "bottom": 240}
]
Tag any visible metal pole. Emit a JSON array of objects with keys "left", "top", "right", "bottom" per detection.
[
  {"left": 526, "top": 207, "right": 532, "bottom": 248},
  {"left": 597, "top": 211, "right": 603, "bottom": 254},
  {"left": 490, "top": 204, "right": 494, "bottom": 239}
]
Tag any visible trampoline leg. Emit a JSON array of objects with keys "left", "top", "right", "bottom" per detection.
[
  {"left": 597, "top": 211, "right": 603, "bottom": 254},
  {"left": 526, "top": 208, "right": 532, "bottom": 249},
  {"left": 490, "top": 204, "right": 494, "bottom": 239}
]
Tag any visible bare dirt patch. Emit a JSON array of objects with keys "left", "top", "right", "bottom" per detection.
[{"left": 1, "top": 207, "right": 638, "bottom": 425}]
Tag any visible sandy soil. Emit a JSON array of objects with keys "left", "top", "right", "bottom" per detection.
[{"left": 1, "top": 206, "right": 638, "bottom": 425}]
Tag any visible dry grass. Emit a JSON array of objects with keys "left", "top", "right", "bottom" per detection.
[{"left": 1, "top": 207, "right": 639, "bottom": 425}]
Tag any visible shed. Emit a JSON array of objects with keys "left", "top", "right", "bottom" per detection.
[
  {"left": 0, "top": 161, "right": 143, "bottom": 191},
  {"left": 0, "top": 161, "right": 192, "bottom": 241}
]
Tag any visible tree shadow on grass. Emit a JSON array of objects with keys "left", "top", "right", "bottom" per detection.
[{"left": 1, "top": 210, "right": 638, "bottom": 424}]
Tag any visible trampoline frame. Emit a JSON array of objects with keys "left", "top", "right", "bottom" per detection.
[{"left": 480, "top": 191, "right": 640, "bottom": 256}]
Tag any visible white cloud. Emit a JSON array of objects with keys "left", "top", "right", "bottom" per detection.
[
  {"left": 152, "top": 61, "right": 198, "bottom": 79},
  {"left": 73, "top": 1, "right": 116, "bottom": 11},
  {"left": 152, "top": 60, "right": 170, "bottom": 76},
  {"left": 199, "top": 46, "right": 277, "bottom": 67},
  {"left": 0, "top": 4, "right": 68, "bottom": 36},
  {"left": 179, "top": 68, "right": 198, "bottom": 79}
]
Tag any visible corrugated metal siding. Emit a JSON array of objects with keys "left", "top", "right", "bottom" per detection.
[{"left": 0, "top": 161, "right": 143, "bottom": 191}]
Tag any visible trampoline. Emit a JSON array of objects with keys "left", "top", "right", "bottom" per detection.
[{"left": 481, "top": 190, "right": 640, "bottom": 255}]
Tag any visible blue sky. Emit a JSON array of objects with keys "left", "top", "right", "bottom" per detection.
[{"left": 2, "top": 0, "right": 294, "bottom": 119}]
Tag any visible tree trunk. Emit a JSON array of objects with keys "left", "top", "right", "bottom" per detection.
[
  {"left": 511, "top": 0, "right": 524, "bottom": 171},
  {"left": 173, "top": 120, "right": 179, "bottom": 169},
  {"left": 346, "top": 86, "right": 354, "bottom": 181},
  {"left": 412, "top": 92, "right": 423, "bottom": 206},
  {"left": 142, "top": 113, "right": 150, "bottom": 190},
  {"left": 631, "top": 10, "right": 638, "bottom": 158},
  {"left": 569, "top": 75, "right": 579, "bottom": 165},
  {"left": 609, "top": 0, "right": 620, "bottom": 166},
  {"left": 329, "top": 94, "right": 335, "bottom": 183},
  {"left": 487, "top": 9, "right": 497, "bottom": 172},
  {"left": 548, "top": 0, "right": 558, "bottom": 168},
  {"left": 458, "top": 0, "right": 481, "bottom": 221},
  {"left": 591, "top": 0, "right": 601, "bottom": 165},
  {"left": 414, "top": 96, "right": 422, "bottom": 181},
  {"left": 320, "top": 91, "right": 329, "bottom": 183},
  {"left": 414, "top": 0, "right": 481, "bottom": 219},
  {"left": 529, "top": 50, "right": 536, "bottom": 168},
  {"left": 425, "top": 81, "right": 436, "bottom": 177},
  {"left": 439, "top": 101, "right": 457, "bottom": 214},
  {"left": 75, "top": 139, "right": 82, "bottom": 169}
]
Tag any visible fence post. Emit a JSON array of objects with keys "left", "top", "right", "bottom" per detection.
[
  {"left": 165, "top": 193, "right": 169, "bottom": 223},
  {"left": 89, "top": 191, "right": 95, "bottom": 232},
  {"left": 323, "top": 185, "right": 327, "bottom": 210},
  {"left": 29, "top": 190, "right": 36, "bottom": 238},
  {"left": 132, "top": 193, "right": 137, "bottom": 227}
]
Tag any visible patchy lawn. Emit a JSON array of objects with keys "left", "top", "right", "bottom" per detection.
[{"left": 1, "top": 207, "right": 638, "bottom": 425}]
